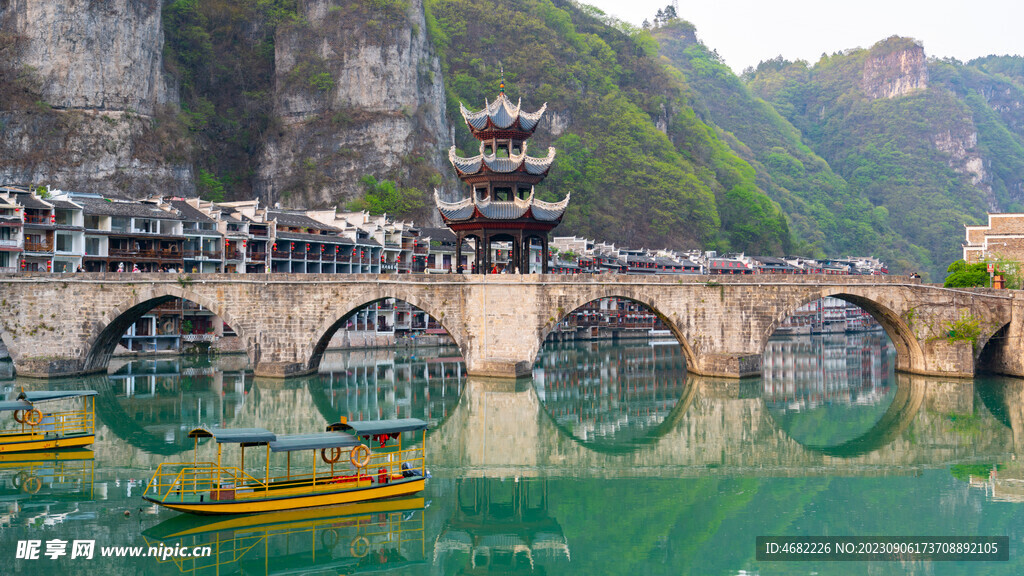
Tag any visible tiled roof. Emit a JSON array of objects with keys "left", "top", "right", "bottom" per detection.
[
  {"left": 8, "top": 192, "right": 52, "bottom": 210},
  {"left": 419, "top": 227, "right": 457, "bottom": 243},
  {"left": 169, "top": 200, "right": 216, "bottom": 223},
  {"left": 434, "top": 189, "right": 569, "bottom": 223},
  {"left": 460, "top": 92, "right": 547, "bottom": 132},
  {"left": 49, "top": 199, "right": 82, "bottom": 210},
  {"left": 77, "top": 197, "right": 182, "bottom": 219},
  {"left": 448, "top": 144, "right": 556, "bottom": 176},
  {"left": 268, "top": 210, "right": 338, "bottom": 231}
]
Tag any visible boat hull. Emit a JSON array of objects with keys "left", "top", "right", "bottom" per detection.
[
  {"left": 0, "top": 434, "right": 94, "bottom": 453},
  {"left": 143, "top": 477, "right": 426, "bottom": 515}
]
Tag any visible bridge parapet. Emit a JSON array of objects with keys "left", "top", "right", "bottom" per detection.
[{"left": 0, "top": 273, "right": 1017, "bottom": 380}]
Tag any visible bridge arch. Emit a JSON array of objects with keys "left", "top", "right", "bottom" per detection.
[
  {"left": 763, "top": 289, "right": 925, "bottom": 374},
  {"left": 305, "top": 292, "right": 467, "bottom": 374},
  {"left": 763, "top": 372, "right": 926, "bottom": 458},
  {"left": 534, "top": 291, "right": 698, "bottom": 373},
  {"left": 976, "top": 321, "right": 1013, "bottom": 373},
  {"left": 83, "top": 284, "right": 249, "bottom": 374}
]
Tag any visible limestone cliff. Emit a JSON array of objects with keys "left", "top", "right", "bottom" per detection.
[
  {"left": 255, "top": 0, "right": 450, "bottom": 210},
  {"left": 861, "top": 37, "right": 928, "bottom": 99},
  {"left": 0, "top": 0, "right": 193, "bottom": 195}
]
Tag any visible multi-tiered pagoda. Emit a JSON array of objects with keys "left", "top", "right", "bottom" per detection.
[{"left": 435, "top": 85, "right": 570, "bottom": 273}]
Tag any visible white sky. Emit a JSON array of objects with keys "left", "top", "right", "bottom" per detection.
[{"left": 583, "top": 0, "right": 1024, "bottom": 73}]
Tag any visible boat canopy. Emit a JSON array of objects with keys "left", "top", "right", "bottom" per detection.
[
  {"left": 18, "top": 390, "right": 98, "bottom": 403},
  {"left": 268, "top": 432, "right": 361, "bottom": 453},
  {"left": 327, "top": 418, "right": 428, "bottom": 436},
  {"left": 188, "top": 427, "right": 276, "bottom": 446},
  {"left": 0, "top": 399, "right": 33, "bottom": 412}
]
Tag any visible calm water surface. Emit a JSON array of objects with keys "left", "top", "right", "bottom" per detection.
[{"left": 2, "top": 332, "right": 1024, "bottom": 575}]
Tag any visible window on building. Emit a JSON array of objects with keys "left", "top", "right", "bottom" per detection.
[
  {"left": 85, "top": 238, "right": 101, "bottom": 256},
  {"left": 55, "top": 234, "right": 72, "bottom": 252}
]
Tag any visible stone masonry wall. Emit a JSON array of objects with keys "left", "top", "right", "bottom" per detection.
[{"left": 0, "top": 274, "right": 1015, "bottom": 380}]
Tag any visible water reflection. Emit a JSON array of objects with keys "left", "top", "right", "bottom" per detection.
[
  {"left": 142, "top": 498, "right": 427, "bottom": 575},
  {"left": 762, "top": 332, "right": 905, "bottom": 454},
  {"left": 3, "top": 339, "right": 1024, "bottom": 574},
  {"left": 433, "top": 478, "right": 570, "bottom": 574},
  {"left": 531, "top": 340, "right": 689, "bottom": 451},
  {"left": 0, "top": 450, "right": 96, "bottom": 528}
]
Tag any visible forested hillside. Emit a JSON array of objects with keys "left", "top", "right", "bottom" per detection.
[
  {"left": 745, "top": 37, "right": 1024, "bottom": 278},
  {"left": 4, "top": 0, "right": 1024, "bottom": 277},
  {"left": 652, "top": 21, "right": 918, "bottom": 271},
  {"left": 426, "top": 0, "right": 792, "bottom": 253}
]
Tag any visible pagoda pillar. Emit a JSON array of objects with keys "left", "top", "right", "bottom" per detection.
[{"left": 456, "top": 232, "right": 464, "bottom": 273}]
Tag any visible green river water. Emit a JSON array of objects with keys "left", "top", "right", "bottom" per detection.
[{"left": 2, "top": 332, "right": 1023, "bottom": 575}]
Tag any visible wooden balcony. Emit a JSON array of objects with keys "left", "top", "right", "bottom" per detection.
[
  {"left": 23, "top": 214, "right": 53, "bottom": 225},
  {"left": 24, "top": 241, "right": 53, "bottom": 252},
  {"left": 247, "top": 251, "right": 267, "bottom": 261}
]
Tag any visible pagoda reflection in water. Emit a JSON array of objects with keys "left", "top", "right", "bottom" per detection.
[{"left": 434, "top": 478, "right": 570, "bottom": 574}]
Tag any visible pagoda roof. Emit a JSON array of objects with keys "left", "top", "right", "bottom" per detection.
[
  {"left": 448, "top": 143, "right": 556, "bottom": 177},
  {"left": 460, "top": 93, "right": 547, "bottom": 133},
  {"left": 434, "top": 189, "right": 570, "bottom": 223}
]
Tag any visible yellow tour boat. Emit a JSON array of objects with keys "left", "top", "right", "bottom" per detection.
[
  {"left": 0, "top": 390, "right": 97, "bottom": 453},
  {"left": 143, "top": 418, "right": 429, "bottom": 515}
]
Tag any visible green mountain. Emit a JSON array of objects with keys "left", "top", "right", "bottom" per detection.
[
  {"left": 426, "top": 0, "right": 792, "bottom": 253},
  {"left": 651, "top": 21, "right": 918, "bottom": 269},
  {"left": 744, "top": 37, "right": 1024, "bottom": 278}
]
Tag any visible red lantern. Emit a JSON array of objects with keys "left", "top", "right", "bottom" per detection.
[
  {"left": 272, "top": 243, "right": 277, "bottom": 250},
  {"left": 50, "top": 214, "right": 55, "bottom": 223},
  {"left": 306, "top": 243, "right": 310, "bottom": 250},
  {"left": 46, "top": 260, "right": 51, "bottom": 271},
  {"left": 20, "top": 259, "right": 25, "bottom": 269},
  {"left": 290, "top": 242, "right": 295, "bottom": 250}
]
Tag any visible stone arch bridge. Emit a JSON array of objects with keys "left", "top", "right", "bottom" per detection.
[{"left": 1, "top": 273, "right": 1021, "bottom": 379}]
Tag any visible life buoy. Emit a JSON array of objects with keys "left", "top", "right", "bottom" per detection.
[
  {"left": 350, "top": 536, "right": 369, "bottom": 558},
  {"left": 349, "top": 444, "right": 371, "bottom": 468},
  {"left": 13, "top": 410, "right": 25, "bottom": 424},
  {"left": 22, "top": 476, "right": 41, "bottom": 494},
  {"left": 321, "top": 528, "right": 339, "bottom": 548},
  {"left": 321, "top": 446, "right": 342, "bottom": 464},
  {"left": 24, "top": 409, "right": 42, "bottom": 426}
]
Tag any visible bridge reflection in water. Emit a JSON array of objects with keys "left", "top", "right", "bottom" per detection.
[{"left": 6, "top": 338, "right": 1024, "bottom": 574}]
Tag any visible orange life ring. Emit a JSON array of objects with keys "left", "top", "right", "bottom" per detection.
[
  {"left": 349, "top": 444, "right": 371, "bottom": 468},
  {"left": 22, "top": 476, "right": 41, "bottom": 494},
  {"left": 24, "top": 409, "right": 42, "bottom": 426},
  {"left": 349, "top": 536, "right": 369, "bottom": 558},
  {"left": 321, "top": 446, "right": 342, "bottom": 464},
  {"left": 13, "top": 410, "right": 25, "bottom": 424}
]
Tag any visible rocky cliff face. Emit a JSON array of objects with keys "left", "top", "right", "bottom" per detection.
[
  {"left": 0, "top": 0, "right": 192, "bottom": 195},
  {"left": 255, "top": 0, "right": 449, "bottom": 209},
  {"left": 861, "top": 39, "right": 928, "bottom": 99}
]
